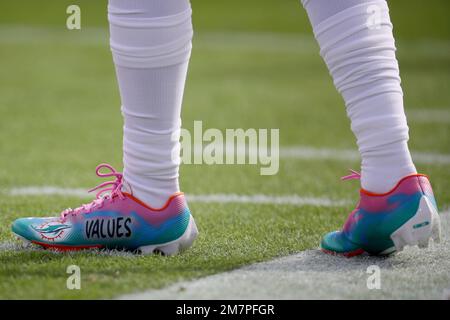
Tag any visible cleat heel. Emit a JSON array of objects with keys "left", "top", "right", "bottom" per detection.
[
  {"left": 138, "top": 215, "right": 198, "bottom": 256},
  {"left": 390, "top": 196, "right": 440, "bottom": 251}
]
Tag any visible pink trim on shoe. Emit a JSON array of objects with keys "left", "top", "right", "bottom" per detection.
[
  {"left": 360, "top": 174, "right": 429, "bottom": 197},
  {"left": 123, "top": 192, "right": 185, "bottom": 212}
]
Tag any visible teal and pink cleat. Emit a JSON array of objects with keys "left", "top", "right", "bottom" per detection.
[
  {"left": 11, "top": 164, "right": 198, "bottom": 255},
  {"left": 321, "top": 171, "right": 441, "bottom": 257}
]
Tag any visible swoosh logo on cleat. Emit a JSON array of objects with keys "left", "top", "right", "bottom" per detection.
[{"left": 413, "top": 221, "right": 430, "bottom": 229}]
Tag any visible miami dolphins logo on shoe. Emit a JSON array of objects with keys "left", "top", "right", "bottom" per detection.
[
  {"left": 12, "top": 164, "right": 198, "bottom": 255},
  {"left": 32, "top": 222, "right": 71, "bottom": 241},
  {"left": 321, "top": 170, "right": 441, "bottom": 257}
]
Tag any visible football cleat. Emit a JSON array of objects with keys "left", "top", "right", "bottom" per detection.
[
  {"left": 11, "top": 164, "right": 198, "bottom": 255},
  {"left": 321, "top": 170, "right": 441, "bottom": 257}
]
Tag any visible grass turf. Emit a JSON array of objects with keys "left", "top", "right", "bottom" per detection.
[{"left": 0, "top": 0, "right": 449, "bottom": 299}]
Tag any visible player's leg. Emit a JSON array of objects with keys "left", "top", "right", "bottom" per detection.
[
  {"left": 11, "top": 0, "right": 198, "bottom": 254},
  {"left": 110, "top": 0, "right": 192, "bottom": 208},
  {"left": 301, "top": 0, "right": 441, "bottom": 256}
]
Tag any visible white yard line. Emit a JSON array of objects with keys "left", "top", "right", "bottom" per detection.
[
  {"left": 0, "top": 27, "right": 319, "bottom": 51},
  {"left": 8, "top": 186, "right": 89, "bottom": 197},
  {"left": 0, "top": 26, "right": 449, "bottom": 58},
  {"left": 279, "top": 146, "right": 450, "bottom": 165},
  {"left": 188, "top": 194, "right": 349, "bottom": 206},
  {"left": 119, "top": 211, "right": 450, "bottom": 300},
  {"left": 407, "top": 109, "right": 450, "bottom": 124},
  {"left": 187, "top": 146, "right": 449, "bottom": 164},
  {"left": 6, "top": 187, "right": 349, "bottom": 208},
  {"left": 190, "top": 145, "right": 450, "bottom": 165}
]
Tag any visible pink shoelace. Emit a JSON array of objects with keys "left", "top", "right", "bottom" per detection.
[
  {"left": 341, "top": 169, "right": 361, "bottom": 181},
  {"left": 60, "top": 164, "right": 125, "bottom": 220}
]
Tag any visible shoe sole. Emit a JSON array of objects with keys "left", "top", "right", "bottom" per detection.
[
  {"left": 320, "top": 247, "right": 365, "bottom": 258},
  {"left": 13, "top": 214, "right": 199, "bottom": 256}
]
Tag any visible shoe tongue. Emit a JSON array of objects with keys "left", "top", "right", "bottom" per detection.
[{"left": 121, "top": 179, "right": 133, "bottom": 195}]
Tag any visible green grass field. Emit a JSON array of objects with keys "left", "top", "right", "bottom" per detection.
[{"left": 0, "top": 0, "right": 449, "bottom": 299}]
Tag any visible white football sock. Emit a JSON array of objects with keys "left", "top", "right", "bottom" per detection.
[
  {"left": 108, "top": 0, "right": 192, "bottom": 207},
  {"left": 302, "top": 0, "right": 417, "bottom": 193}
]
